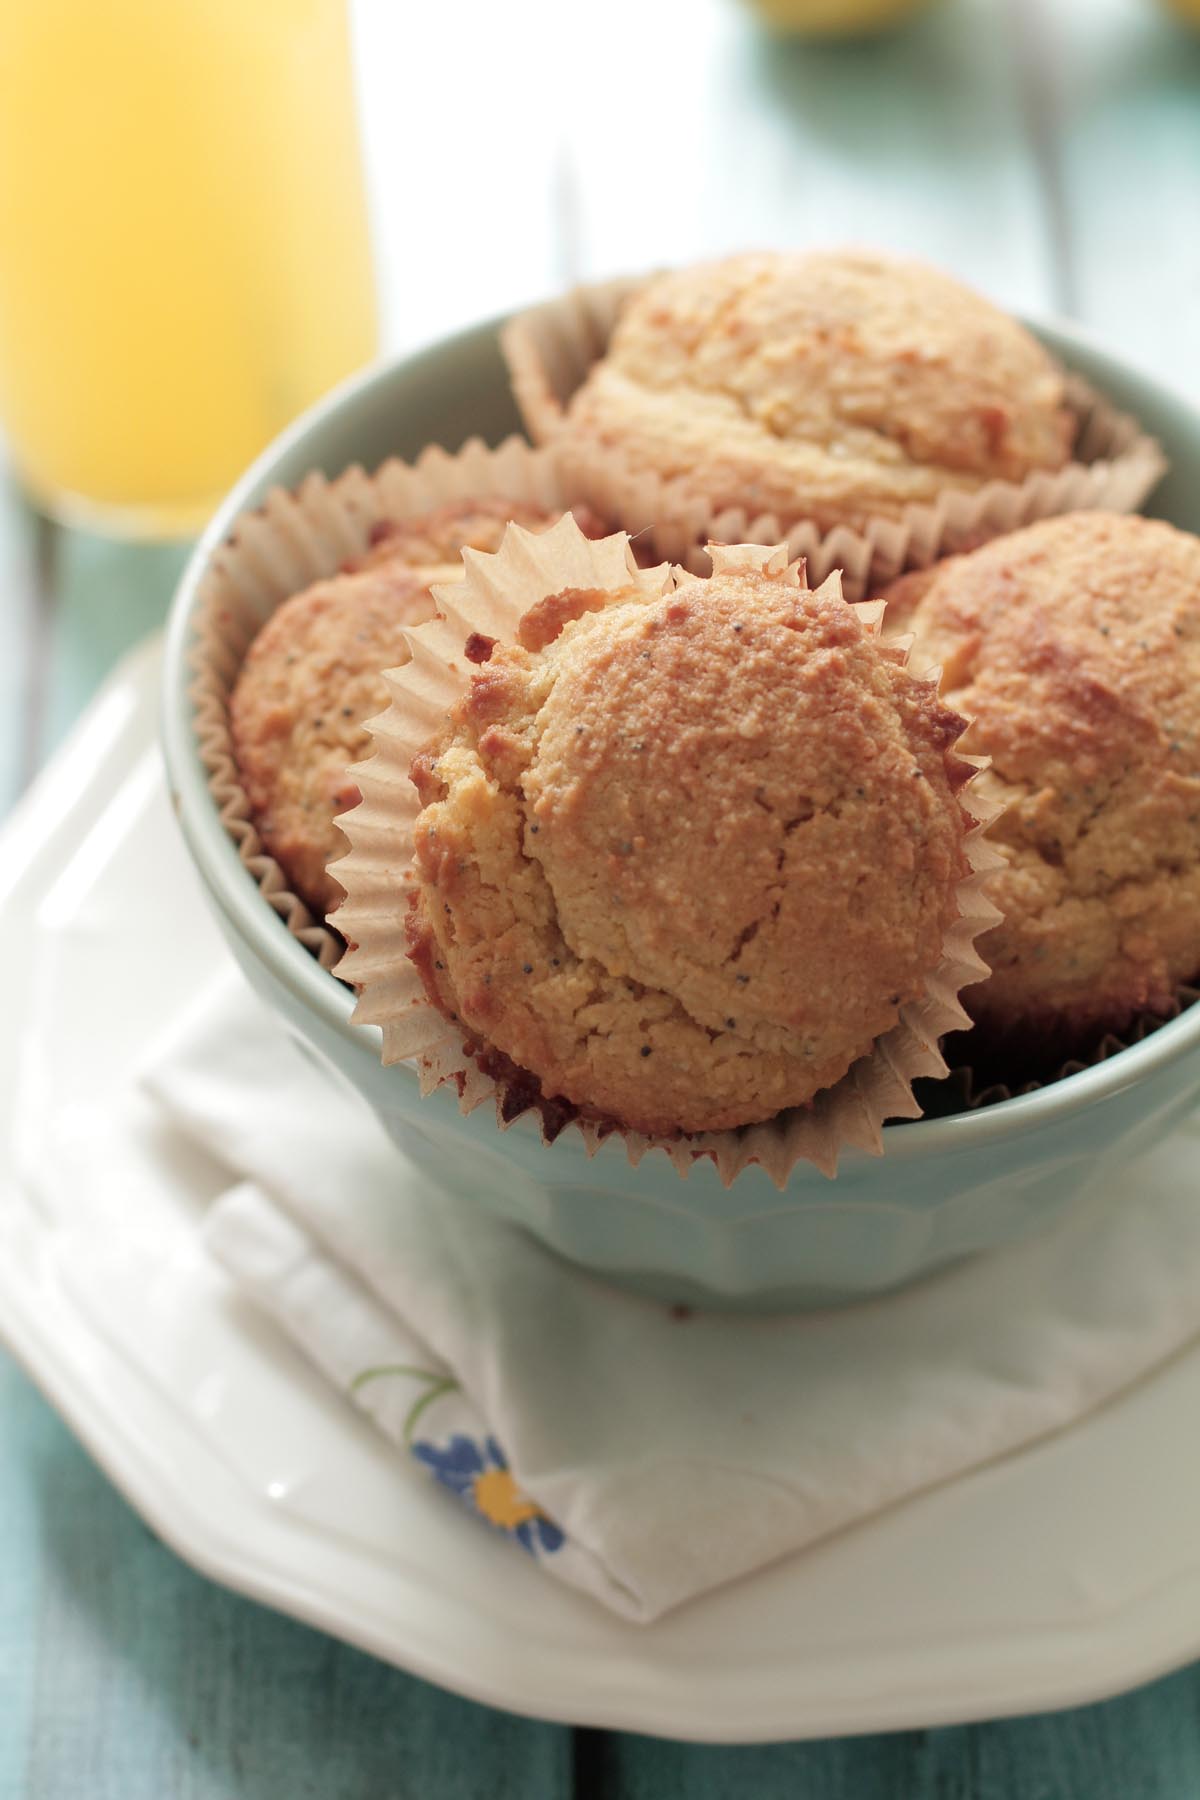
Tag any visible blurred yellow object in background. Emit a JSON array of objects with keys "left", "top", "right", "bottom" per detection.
[
  {"left": 1157, "top": 0, "right": 1200, "bottom": 23},
  {"left": 0, "top": 0, "right": 376, "bottom": 535},
  {"left": 742, "top": 0, "right": 938, "bottom": 34}
]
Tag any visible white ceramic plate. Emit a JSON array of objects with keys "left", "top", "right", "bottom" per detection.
[{"left": 2, "top": 639, "right": 1200, "bottom": 1743}]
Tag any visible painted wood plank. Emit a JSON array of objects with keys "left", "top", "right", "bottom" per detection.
[
  {"left": 0, "top": 472, "right": 41, "bottom": 815},
  {"left": 0, "top": 1360, "right": 41, "bottom": 1799},
  {"left": 0, "top": 1355, "right": 572, "bottom": 1800},
  {"left": 351, "top": 0, "right": 577, "bottom": 356},
  {"left": 558, "top": 0, "right": 1061, "bottom": 316},
  {"left": 351, "top": 0, "right": 1067, "bottom": 344},
  {"left": 585, "top": 1682, "right": 1200, "bottom": 1799},
  {"left": 34, "top": 530, "right": 190, "bottom": 764},
  {"left": 576, "top": 1727, "right": 932, "bottom": 1799},
  {"left": 1027, "top": 0, "right": 1200, "bottom": 397}
]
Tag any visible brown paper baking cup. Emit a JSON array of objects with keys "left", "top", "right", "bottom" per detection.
[
  {"left": 189, "top": 437, "right": 584, "bottom": 971},
  {"left": 335, "top": 524, "right": 1004, "bottom": 1184},
  {"left": 501, "top": 278, "right": 1167, "bottom": 600}
]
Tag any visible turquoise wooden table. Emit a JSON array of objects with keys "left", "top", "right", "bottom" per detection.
[{"left": 3, "top": 0, "right": 1200, "bottom": 1789}]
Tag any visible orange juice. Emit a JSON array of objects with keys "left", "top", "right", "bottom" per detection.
[{"left": 0, "top": 0, "right": 376, "bottom": 533}]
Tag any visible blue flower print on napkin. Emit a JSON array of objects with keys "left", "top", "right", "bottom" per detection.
[{"left": 412, "top": 1433, "right": 565, "bottom": 1555}]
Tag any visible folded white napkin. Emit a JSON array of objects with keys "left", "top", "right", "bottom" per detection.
[{"left": 141, "top": 974, "right": 1200, "bottom": 1623}]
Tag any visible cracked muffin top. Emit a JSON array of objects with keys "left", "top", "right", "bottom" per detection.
[
  {"left": 896, "top": 512, "right": 1200, "bottom": 1046},
  {"left": 405, "top": 562, "right": 974, "bottom": 1136},
  {"left": 560, "top": 249, "right": 1074, "bottom": 535},
  {"left": 230, "top": 498, "right": 583, "bottom": 919}
]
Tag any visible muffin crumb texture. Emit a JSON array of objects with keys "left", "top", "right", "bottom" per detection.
[
  {"left": 895, "top": 511, "right": 1200, "bottom": 1047},
  {"left": 406, "top": 564, "right": 973, "bottom": 1135},
  {"left": 562, "top": 249, "right": 1074, "bottom": 533},
  {"left": 229, "top": 497, "right": 580, "bottom": 918}
]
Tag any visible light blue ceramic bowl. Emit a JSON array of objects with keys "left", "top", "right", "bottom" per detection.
[{"left": 162, "top": 310, "right": 1200, "bottom": 1311}]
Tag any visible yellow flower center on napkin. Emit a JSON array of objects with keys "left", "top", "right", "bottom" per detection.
[{"left": 473, "top": 1468, "right": 540, "bottom": 1532}]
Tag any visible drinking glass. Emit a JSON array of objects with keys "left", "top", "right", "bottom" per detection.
[{"left": 0, "top": 0, "right": 377, "bottom": 536}]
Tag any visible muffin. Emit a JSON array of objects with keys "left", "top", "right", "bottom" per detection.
[
  {"left": 229, "top": 497, "right": 591, "bottom": 918},
  {"left": 403, "top": 556, "right": 977, "bottom": 1136},
  {"left": 892, "top": 512, "right": 1200, "bottom": 1048},
  {"left": 524, "top": 250, "right": 1074, "bottom": 537},
  {"left": 875, "top": 559, "right": 942, "bottom": 638}
]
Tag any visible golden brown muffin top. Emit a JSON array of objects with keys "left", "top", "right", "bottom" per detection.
[
  {"left": 406, "top": 564, "right": 973, "bottom": 1135},
  {"left": 901, "top": 512, "right": 1200, "bottom": 1041},
  {"left": 229, "top": 498, "right": 573, "bottom": 920},
  {"left": 564, "top": 250, "right": 1074, "bottom": 533}
]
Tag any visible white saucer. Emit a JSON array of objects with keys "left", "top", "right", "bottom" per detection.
[{"left": 2, "top": 639, "right": 1199, "bottom": 1743}]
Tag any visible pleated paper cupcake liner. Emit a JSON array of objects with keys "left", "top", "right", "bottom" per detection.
[
  {"left": 188, "top": 437, "right": 587, "bottom": 971},
  {"left": 501, "top": 276, "right": 1167, "bottom": 600},
  {"left": 913, "top": 983, "right": 1200, "bottom": 1118},
  {"left": 334, "top": 521, "right": 1004, "bottom": 1184}
]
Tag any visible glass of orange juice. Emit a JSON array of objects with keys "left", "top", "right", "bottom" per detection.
[{"left": 0, "top": 0, "right": 377, "bottom": 536}]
